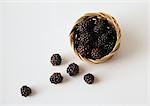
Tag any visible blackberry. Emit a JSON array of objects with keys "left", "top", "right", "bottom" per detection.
[
  {"left": 101, "top": 27, "right": 116, "bottom": 54},
  {"left": 50, "top": 54, "right": 62, "bottom": 66},
  {"left": 76, "top": 45, "right": 90, "bottom": 57},
  {"left": 77, "top": 20, "right": 88, "bottom": 32},
  {"left": 20, "top": 85, "right": 32, "bottom": 97},
  {"left": 84, "top": 73, "right": 94, "bottom": 84},
  {"left": 93, "top": 25, "right": 100, "bottom": 33},
  {"left": 106, "top": 27, "right": 117, "bottom": 41},
  {"left": 77, "top": 16, "right": 96, "bottom": 32},
  {"left": 50, "top": 73, "right": 63, "bottom": 84},
  {"left": 67, "top": 63, "right": 79, "bottom": 76},
  {"left": 107, "top": 26, "right": 115, "bottom": 34},
  {"left": 91, "top": 48, "right": 102, "bottom": 60},
  {"left": 86, "top": 17, "right": 97, "bottom": 31},
  {"left": 93, "top": 19, "right": 108, "bottom": 33},
  {"left": 79, "top": 32, "right": 91, "bottom": 44},
  {"left": 103, "top": 42, "right": 115, "bottom": 53},
  {"left": 97, "top": 34, "right": 108, "bottom": 47}
]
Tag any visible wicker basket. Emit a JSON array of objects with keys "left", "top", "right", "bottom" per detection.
[{"left": 70, "top": 12, "right": 121, "bottom": 64}]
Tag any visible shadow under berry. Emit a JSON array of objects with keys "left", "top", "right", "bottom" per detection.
[
  {"left": 94, "top": 76, "right": 100, "bottom": 84},
  {"left": 30, "top": 87, "right": 37, "bottom": 97},
  {"left": 78, "top": 64, "right": 86, "bottom": 76},
  {"left": 62, "top": 74, "right": 70, "bottom": 84}
]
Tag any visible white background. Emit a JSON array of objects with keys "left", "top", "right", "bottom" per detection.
[{"left": 0, "top": 0, "right": 149, "bottom": 105}]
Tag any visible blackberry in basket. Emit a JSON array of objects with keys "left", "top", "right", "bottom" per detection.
[{"left": 70, "top": 12, "right": 121, "bottom": 63}]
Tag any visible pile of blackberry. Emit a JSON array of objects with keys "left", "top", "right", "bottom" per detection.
[{"left": 73, "top": 16, "right": 117, "bottom": 60}]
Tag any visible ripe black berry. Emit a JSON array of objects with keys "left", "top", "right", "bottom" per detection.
[
  {"left": 97, "top": 34, "right": 108, "bottom": 47},
  {"left": 20, "top": 85, "right": 32, "bottom": 97},
  {"left": 50, "top": 73, "right": 63, "bottom": 84},
  {"left": 86, "top": 17, "right": 97, "bottom": 31},
  {"left": 93, "top": 19, "right": 108, "bottom": 33},
  {"left": 84, "top": 73, "right": 94, "bottom": 84},
  {"left": 91, "top": 48, "right": 102, "bottom": 60},
  {"left": 79, "top": 32, "right": 91, "bottom": 44},
  {"left": 67, "top": 63, "right": 79, "bottom": 76},
  {"left": 77, "top": 19, "right": 88, "bottom": 32},
  {"left": 102, "top": 42, "right": 115, "bottom": 54},
  {"left": 50, "top": 54, "right": 62, "bottom": 66},
  {"left": 77, "top": 45, "right": 90, "bottom": 57}
]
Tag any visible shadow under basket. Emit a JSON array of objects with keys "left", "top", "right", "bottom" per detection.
[{"left": 70, "top": 12, "right": 121, "bottom": 64}]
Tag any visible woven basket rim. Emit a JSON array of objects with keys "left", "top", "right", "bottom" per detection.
[{"left": 70, "top": 12, "right": 121, "bottom": 64}]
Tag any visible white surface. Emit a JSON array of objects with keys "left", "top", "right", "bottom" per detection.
[
  {"left": 0, "top": 1, "right": 149, "bottom": 105},
  {"left": 0, "top": 0, "right": 148, "bottom": 3}
]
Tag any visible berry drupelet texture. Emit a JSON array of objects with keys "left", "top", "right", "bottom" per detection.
[
  {"left": 77, "top": 45, "right": 90, "bottom": 57},
  {"left": 67, "top": 63, "right": 79, "bottom": 76},
  {"left": 79, "top": 32, "right": 91, "bottom": 44},
  {"left": 84, "top": 73, "right": 94, "bottom": 84},
  {"left": 50, "top": 73, "right": 63, "bottom": 84},
  {"left": 50, "top": 54, "right": 62, "bottom": 66},
  {"left": 20, "top": 85, "right": 32, "bottom": 97},
  {"left": 91, "top": 48, "right": 102, "bottom": 60},
  {"left": 93, "top": 19, "right": 108, "bottom": 33}
]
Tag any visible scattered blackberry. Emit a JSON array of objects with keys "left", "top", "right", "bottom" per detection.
[
  {"left": 50, "top": 73, "right": 63, "bottom": 84},
  {"left": 67, "top": 63, "right": 79, "bottom": 76},
  {"left": 84, "top": 73, "right": 94, "bottom": 84},
  {"left": 91, "top": 48, "right": 102, "bottom": 60},
  {"left": 20, "top": 85, "right": 32, "bottom": 97},
  {"left": 50, "top": 54, "right": 62, "bottom": 66}
]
